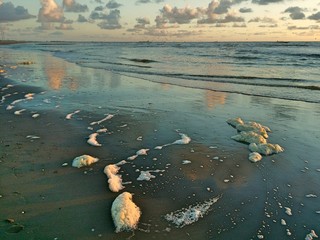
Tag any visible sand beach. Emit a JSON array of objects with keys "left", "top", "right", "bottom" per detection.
[{"left": 0, "top": 44, "right": 320, "bottom": 240}]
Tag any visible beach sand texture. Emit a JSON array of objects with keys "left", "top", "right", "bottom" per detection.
[{"left": 0, "top": 46, "right": 320, "bottom": 239}]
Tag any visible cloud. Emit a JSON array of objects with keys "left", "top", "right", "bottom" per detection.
[
  {"left": 0, "top": 2, "right": 35, "bottom": 22},
  {"left": 106, "top": 0, "right": 122, "bottom": 9},
  {"left": 233, "top": 23, "right": 247, "bottom": 27},
  {"left": 284, "top": 7, "right": 305, "bottom": 20},
  {"left": 77, "top": 14, "right": 88, "bottom": 22},
  {"left": 63, "top": 0, "right": 88, "bottom": 13},
  {"left": 97, "top": 9, "right": 121, "bottom": 29},
  {"left": 127, "top": 17, "right": 151, "bottom": 32},
  {"left": 136, "top": 0, "right": 164, "bottom": 4},
  {"left": 239, "top": 7, "right": 252, "bottom": 13},
  {"left": 95, "top": 6, "right": 104, "bottom": 11},
  {"left": 308, "top": 11, "right": 320, "bottom": 21},
  {"left": 249, "top": 17, "right": 277, "bottom": 24},
  {"left": 56, "top": 22, "right": 73, "bottom": 30},
  {"left": 38, "top": 0, "right": 65, "bottom": 23},
  {"left": 159, "top": 4, "right": 204, "bottom": 24},
  {"left": 252, "top": 0, "right": 283, "bottom": 5}
]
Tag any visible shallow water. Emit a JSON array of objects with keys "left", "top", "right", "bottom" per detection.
[{"left": 0, "top": 47, "right": 319, "bottom": 239}]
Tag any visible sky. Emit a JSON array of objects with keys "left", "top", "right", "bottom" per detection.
[{"left": 0, "top": 0, "right": 319, "bottom": 42}]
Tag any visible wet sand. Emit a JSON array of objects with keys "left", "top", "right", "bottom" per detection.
[{"left": 1, "top": 48, "right": 320, "bottom": 239}]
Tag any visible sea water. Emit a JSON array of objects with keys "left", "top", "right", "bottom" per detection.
[{"left": 5, "top": 41, "right": 320, "bottom": 103}]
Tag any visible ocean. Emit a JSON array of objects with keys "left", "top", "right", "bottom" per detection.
[{"left": 6, "top": 41, "right": 320, "bottom": 103}]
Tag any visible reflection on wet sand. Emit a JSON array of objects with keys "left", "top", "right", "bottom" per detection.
[
  {"left": 205, "top": 90, "right": 226, "bottom": 109},
  {"left": 43, "top": 55, "right": 66, "bottom": 90}
]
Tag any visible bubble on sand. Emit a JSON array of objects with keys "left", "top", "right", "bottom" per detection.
[
  {"left": 164, "top": 196, "right": 220, "bottom": 228},
  {"left": 111, "top": 192, "right": 141, "bottom": 233},
  {"left": 72, "top": 155, "right": 99, "bottom": 168}
]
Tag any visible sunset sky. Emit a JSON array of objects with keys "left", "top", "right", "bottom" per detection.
[{"left": 0, "top": 0, "right": 319, "bottom": 41}]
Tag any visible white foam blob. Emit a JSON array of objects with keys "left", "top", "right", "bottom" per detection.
[
  {"left": 284, "top": 207, "right": 292, "bottom": 216},
  {"left": 172, "top": 133, "right": 191, "bottom": 145},
  {"left": 32, "top": 113, "right": 40, "bottom": 118},
  {"left": 26, "top": 135, "right": 40, "bottom": 139},
  {"left": 227, "top": 117, "right": 244, "bottom": 127},
  {"left": 6, "top": 105, "right": 14, "bottom": 110},
  {"left": 281, "top": 219, "right": 286, "bottom": 225},
  {"left": 182, "top": 160, "right": 192, "bottom": 165},
  {"left": 66, "top": 110, "right": 80, "bottom": 119},
  {"left": 137, "top": 171, "right": 155, "bottom": 181},
  {"left": 136, "top": 148, "right": 149, "bottom": 155},
  {"left": 305, "top": 230, "right": 318, "bottom": 240},
  {"left": 96, "top": 128, "right": 108, "bottom": 133},
  {"left": 155, "top": 133, "right": 191, "bottom": 149},
  {"left": 231, "top": 131, "right": 267, "bottom": 144},
  {"left": 90, "top": 114, "right": 114, "bottom": 125},
  {"left": 104, "top": 164, "right": 124, "bottom": 192},
  {"left": 111, "top": 192, "right": 141, "bottom": 233},
  {"left": 14, "top": 109, "right": 26, "bottom": 115},
  {"left": 249, "top": 143, "right": 284, "bottom": 155},
  {"left": 72, "top": 155, "right": 99, "bottom": 168},
  {"left": 87, "top": 133, "right": 102, "bottom": 147},
  {"left": 236, "top": 122, "right": 269, "bottom": 138},
  {"left": 248, "top": 152, "right": 262, "bottom": 162},
  {"left": 305, "top": 194, "right": 317, "bottom": 198},
  {"left": 164, "top": 196, "right": 220, "bottom": 228}
]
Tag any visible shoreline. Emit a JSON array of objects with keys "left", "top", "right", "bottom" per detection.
[{"left": 1, "top": 47, "right": 319, "bottom": 239}]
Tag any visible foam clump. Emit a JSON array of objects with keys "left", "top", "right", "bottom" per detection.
[
  {"left": 136, "top": 148, "right": 149, "bottom": 155},
  {"left": 236, "top": 122, "right": 269, "bottom": 138},
  {"left": 249, "top": 152, "right": 262, "bottom": 162},
  {"left": 164, "top": 196, "right": 220, "bottom": 228},
  {"left": 87, "top": 133, "right": 102, "bottom": 147},
  {"left": 72, "top": 155, "right": 99, "bottom": 168},
  {"left": 172, "top": 133, "right": 191, "bottom": 145},
  {"left": 227, "top": 117, "right": 244, "bottom": 127},
  {"left": 104, "top": 164, "right": 124, "bottom": 192},
  {"left": 111, "top": 192, "right": 141, "bottom": 233},
  {"left": 249, "top": 143, "right": 284, "bottom": 155},
  {"left": 137, "top": 171, "right": 155, "bottom": 181},
  {"left": 231, "top": 131, "right": 267, "bottom": 144},
  {"left": 305, "top": 230, "right": 318, "bottom": 240}
]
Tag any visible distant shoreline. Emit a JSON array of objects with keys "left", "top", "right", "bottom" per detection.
[{"left": 0, "top": 40, "right": 28, "bottom": 45}]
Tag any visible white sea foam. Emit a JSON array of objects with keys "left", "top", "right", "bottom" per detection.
[
  {"left": 248, "top": 152, "right": 262, "bottom": 162},
  {"left": 96, "top": 128, "right": 108, "bottom": 133},
  {"left": 236, "top": 122, "right": 269, "bottom": 138},
  {"left": 87, "top": 133, "right": 102, "bottom": 147},
  {"left": 249, "top": 143, "right": 284, "bottom": 155},
  {"left": 231, "top": 131, "right": 267, "bottom": 144},
  {"left": 104, "top": 164, "right": 124, "bottom": 192},
  {"left": 32, "top": 113, "right": 40, "bottom": 118},
  {"left": 14, "top": 109, "right": 26, "bottom": 115},
  {"left": 72, "top": 155, "right": 99, "bottom": 168},
  {"left": 227, "top": 117, "right": 244, "bottom": 127},
  {"left": 66, "top": 110, "right": 80, "bottom": 119},
  {"left": 136, "top": 148, "right": 149, "bottom": 155},
  {"left": 305, "top": 230, "right": 318, "bottom": 240},
  {"left": 90, "top": 114, "right": 114, "bottom": 125},
  {"left": 164, "top": 196, "right": 220, "bottom": 228},
  {"left": 285, "top": 207, "right": 292, "bottom": 216},
  {"left": 155, "top": 133, "right": 191, "bottom": 149},
  {"left": 137, "top": 171, "right": 155, "bottom": 181},
  {"left": 182, "top": 160, "right": 192, "bottom": 164},
  {"left": 111, "top": 192, "right": 141, "bottom": 233}
]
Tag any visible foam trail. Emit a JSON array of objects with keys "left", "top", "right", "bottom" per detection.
[
  {"left": 66, "top": 110, "right": 80, "bottom": 119},
  {"left": 164, "top": 196, "right": 220, "bottom": 228},
  {"left": 155, "top": 133, "right": 191, "bottom": 149},
  {"left": 90, "top": 114, "right": 114, "bottom": 125}
]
